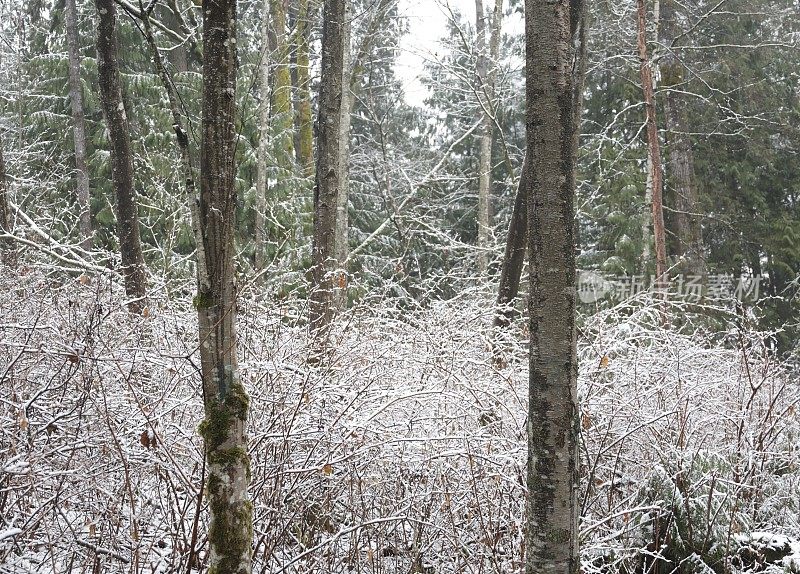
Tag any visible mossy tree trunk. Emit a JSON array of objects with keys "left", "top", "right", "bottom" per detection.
[
  {"left": 310, "top": 0, "right": 346, "bottom": 350},
  {"left": 524, "top": 0, "right": 583, "bottom": 572},
  {"left": 271, "top": 0, "right": 295, "bottom": 169},
  {"left": 95, "top": 0, "right": 146, "bottom": 312},
  {"left": 294, "top": 0, "right": 314, "bottom": 175},
  {"left": 65, "top": 0, "right": 92, "bottom": 248},
  {"left": 197, "top": 0, "right": 253, "bottom": 572}
]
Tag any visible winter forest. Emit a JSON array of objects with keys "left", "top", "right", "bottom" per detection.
[{"left": 0, "top": 0, "right": 799, "bottom": 572}]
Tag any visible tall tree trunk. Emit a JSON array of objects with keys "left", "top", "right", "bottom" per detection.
[
  {"left": 95, "top": 0, "right": 146, "bottom": 312},
  {"left": 0, "top": 132, "right": 15, "bottom": 266},
  {"left": 294, "top": 0, "right": 314, "bottom": 175},
  {"left": 659, "top": 0, "right": 704, "bottom": 276},
  {"left": 255, "top": 0, "right": 271, "bottom": 275},
  {"left": 309, "top": 0, "right": 346, "bottom": 349},
  {"left": 65, "top": 0, "right": 92, "bottom": 248},
  {"left": 636, "top": 0, "right": 667, "bottom": 285},
  {"left": 334, "top": 0, "right": 352, "bottom": 309},
  {"left": 524, "top": 0, "right": 582, "bottom": 572},
  {"left": 196, "top": 1, "right": 253, "bottom": 572},
  {"left": 271, "top": 0, "right": 295, "bottom": 168},
  {"left": 475, "top": 0, "right": 503, "bottom": 274}
]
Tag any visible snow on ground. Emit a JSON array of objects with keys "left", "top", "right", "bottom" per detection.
[{"left": 1, "top": 269, "right": 798, "bottom": 572}]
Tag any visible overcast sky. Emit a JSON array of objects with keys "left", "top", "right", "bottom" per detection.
[{"left": 396, "top": 0, "right": 475, "bottom": 106}]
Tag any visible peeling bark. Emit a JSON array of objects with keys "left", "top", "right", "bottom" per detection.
[
  {"left": 196, "top": 0, "right": 253, "bottom": 572},
  {"left": 636, "top": 0, "right": 667, "bottom": 285},
  {"left": 524, "top": 0, "right": 582, "bottom": 571},
  {"left": 95, "top": 0, "right": 146, "bottom": 312}
]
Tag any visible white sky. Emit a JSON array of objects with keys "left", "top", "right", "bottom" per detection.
[
  {"left": 396, "top": 0, "right": 524, "bottom": 107},
  {"left": 397, "top": 0, "right": 475, "bottom": 106}
]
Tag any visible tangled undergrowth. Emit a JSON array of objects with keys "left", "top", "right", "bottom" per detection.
[{"left": 1, "top": 267, "right": 798, "bottom": 573}]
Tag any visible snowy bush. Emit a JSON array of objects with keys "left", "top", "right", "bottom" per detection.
[{"left": 1, "top": 270, "right": 798, "bottom": 573}]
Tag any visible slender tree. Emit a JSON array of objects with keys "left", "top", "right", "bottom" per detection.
[
  {"left": 637, "top": 0, "right": 667, "bottom": 285},
  {"left": 271, "top": 0, "right": 295, "bottom": 167},
  {"left": 255, "top": 0, "right": 271, "bottom": 274},
  {"left": 524, "top": 0, "right": 583, "bottom": 572},
  {"left": 195, "top": 0, "right": 253, "bottom": 571},
  {"left": 309, "top": 0, "right": 346, "bottom": 347},
  {"left": 95, "top": 0, "right": 147, "bottom": 312},
  {"left": 334, "top": 0, "right": 353, "bottom": 308},
  {"left": 65, "top": 0, "right": 92, "bottom": 247},
  {"left": 0, "top": 131, "right": 15, "bottom": 266},
  {"left": 659, "top": 0, "right": 704, "bottom": 276},
  {"left": 294, "top": 0, "right": 314, "bottom": 175},
  {"left": 475, "top": 0, "right": 503, "bottom": 274}
]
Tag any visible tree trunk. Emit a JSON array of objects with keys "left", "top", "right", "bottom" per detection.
[
  {"left": 475, "top": 0, "right": 502, "bottom": 274},
  {"left": 196, "top": 1, "right": 253, "bottom": 572},
  {"left": 294, "top": 0, "right": 314, "bottom": 175},
  {"left": 334, "top": 0, "right": 352, "bottom": 309},
  {"left": 493, "top": 150, "right": 529, "bottom": 331},
  {"left": 310, "top": 0, "right": 346, "bottom": 349},
  {"left": 271, "top": 0, "right": 295, "bottom": 168},
  {"left": 65, "top": 0, "right": 92, "bottom": 248},
  {"left": 95, "top": 0, "right": 146, "bottom": 312},
  {"left": 659, "top": 0, "right": 704, "bottom": 276},
  {"left": 0, "top": 131, "right": 15, "bottom": 266},
  {"left": 255, "top": 0, "right": 271, "bottom": 275},
  {"left": 636, "top": 0, "right": 667, "bottom": 286},
  {"left": 524, "top": 0, "right": 582, "bottom": 572}
]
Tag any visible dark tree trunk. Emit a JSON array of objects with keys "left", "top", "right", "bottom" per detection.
[
  {"left": 95, "top": 0, "right": 146, "bottom": 312},
  {"left": 65, "top": 0, "right": 92, "bottom": 247},
  {"left": 524, "top": 0, "right": 583, "bottom": 572},
  {"left": 309, "top": 0, "right": 346, "bottom": 348},
  {"left": 494, "top": 150, "right": 529, "bottom": 331},
  {"left": 636, "top": 0, "right": 667, "bottom": 285},
  {"left": 659, "top": 0, "right": 704, "bottom": 276},
  {"left": 196, "top": 0, "right": 253, "bottom": 572},
  {"left": 0, "top": 132, "right": 15, "bottom": 266}
]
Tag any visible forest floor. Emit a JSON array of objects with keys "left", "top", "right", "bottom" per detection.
[{"left": 1, "top": 267, "right": 799, "bottom": 573}]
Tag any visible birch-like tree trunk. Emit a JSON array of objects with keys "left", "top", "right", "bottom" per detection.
[
  {"left": 95, "top": 0, "right": 146, "bottom": 312},
  {"left": 65, "top": 0, "right": 92, "bottom": 248},
  {"left": 310, "top": 0, "right": 346, "bottom": 349},
  {"left": 525, "top": 0, "right": 583, "bottom": 571},
  {"left": 334, "top": 0, "right": 352, "bottom": 308},
  {"left": 659, "top": 0, "right": 704, "bottom": 276},
  {"left": 637, "top": 0, "right": 667, "bottom": 285},
  {"left": 474, "top": 0, "right": 503, "bottom": 274},
  {"left": 0, "top": 131, "right": 15, "bottom": 266},
  {"left": 255, "top": 0, "right": 271, "bottom": 274},
  {"left": 196, "top": 0, "right": 253, "bottom": 572}
]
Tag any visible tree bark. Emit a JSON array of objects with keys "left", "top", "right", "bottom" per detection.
[
  {"left": 524, "top": 0, "right": 582, "bottom": 572},
  {"left": 334, "top": 0, "right": 352, "bottom": 309},
  {"left": 310, "top": 0, "right": 346, "bottom": 348},
  {"left": 196, "top": 0, "right": 253, "bottom": 572},
  {"left": 294, "top": 0, "right": 314, "bottom": 175},
  {"left": 65, "top": 0, "right": 92, "bottom": 248},
  {"left": 0, "top": 131, "right": 15, "bottom": 266},
  {"left": 493, "top": 150, "right": 529, "bottom": 331},
  {"left": 271, "top": 0, "right": 295, "bottom": 168},
  {"left": 95, "top": 0, "right": 146, "bottom": 312},
  {"left": 637, "top": 0, "right": 667, "bottom": 286},
  {"left": 659, "top": 0, "right": 704, "bottom": 276},
  {"left": 475, "top": 0, "right": 502, "bottom": 274},
  {"left": 255, "top": 0, "right": 271, "bottom": 275}
]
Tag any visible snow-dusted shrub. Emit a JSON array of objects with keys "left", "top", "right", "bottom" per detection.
[{"left": 1, "top": 270, "right": 798, "bottom": 573}]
